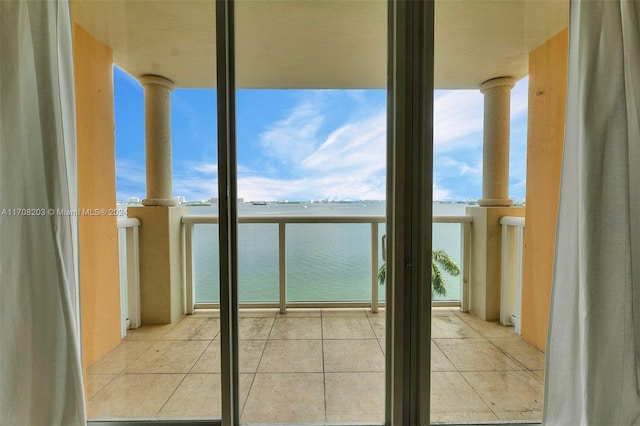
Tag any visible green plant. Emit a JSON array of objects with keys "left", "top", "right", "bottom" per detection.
[{"left": 377, "top": 249, "right": 460, "bottom": 297}]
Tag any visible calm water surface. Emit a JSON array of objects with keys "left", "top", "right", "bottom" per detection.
[{"left": 189, "top": 202, "right": 467, "bottom": 303}]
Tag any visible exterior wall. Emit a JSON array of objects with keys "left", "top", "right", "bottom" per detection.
[
  {"left": 467, "top": 206, "right": 525, "bottom": 321},
  {"left": 521, "top": 29, "right": 568, "bottom": 351},
  {"left": 73, "top": 24, "right": 121, "bottom": 369}
]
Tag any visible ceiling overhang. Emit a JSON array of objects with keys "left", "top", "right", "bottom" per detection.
[{"left": 72, "top": 0, "right": 568, "bottom": 90}]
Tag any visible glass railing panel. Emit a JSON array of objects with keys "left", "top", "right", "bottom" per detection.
[
  {"left": 238, "top": 223, "right": 279, "bottom": 302},
  {"left": 432, "top": 222, "right": 463, "bottom": 302},
  {"left": 287, "top": 223, "right": 371, "bottom": 303},
  {"left": 193, "top": 223, "right": 220, "bottom": 303}
]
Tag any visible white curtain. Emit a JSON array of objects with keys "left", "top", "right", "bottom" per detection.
[
  {"left": 0, "top": 1, "right": 85, "bottom": 424},
  {"left": 544, "top": 0, "right": 640, "bottom": 424}
]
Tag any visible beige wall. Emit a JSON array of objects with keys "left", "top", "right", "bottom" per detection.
[
  {"left": 521, "top": 29, "right": 568, "bottom": 351},
  {"left": 73, "top": 24, "right": 121, "bottom": 369}
]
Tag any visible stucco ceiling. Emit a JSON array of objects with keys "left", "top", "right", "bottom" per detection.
[{"left": 72, "top": 0, "right": 568, "bottom": 89}]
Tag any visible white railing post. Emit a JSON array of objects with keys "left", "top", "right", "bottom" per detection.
[
  {"left": 515, "top": 226, "right": 524, "bottom": 335},
  {"left": 499, "top": 216, "right": 525, "bottom": 334},
  {"left": 461, "top": 221, "right": 472, "bottom": 312},
  {"left": 185, "top": 222, "right": 195, "bottom": 315},
  {"left": 371, "top": 222, "right": 379, "bottom": 313},
  {"left": 117, "top": 218, "right": 141, "bottom": 335},
  {"left": 279, "top": 222, "right": 287, "bottom": 314},
  {"left": 127, "top": 225, "right": 141, "bottom": 328},
  {"left": 118, "top": 227, "right": 128, "bottom": 338},
  {"left": 500, "top": 221, "right": 510, "bottom": 326}
]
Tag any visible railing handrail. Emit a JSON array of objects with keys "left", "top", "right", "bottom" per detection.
[
  {"left": 117, "top": 218, "right": 141, "bottom": 228},
  {"left": 499, "top": 216, "right": 525, "bottom": 228},
  {"left": 182, "top": 214, "right": 472, "bottom": 225}
]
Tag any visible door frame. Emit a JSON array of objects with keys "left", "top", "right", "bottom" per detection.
[{"left": 385, "top": 1, "right": 434, "bottom": 424}]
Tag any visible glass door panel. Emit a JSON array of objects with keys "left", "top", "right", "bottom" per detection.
[
  {"left": 234, "top": 1, "right": 387, "bottom": 423},
  {"left": 428, "top": 0, "right": 565, "bottom": 421},
  {"left": 79, "top": 0, "right": 223, "bottom": 420}
]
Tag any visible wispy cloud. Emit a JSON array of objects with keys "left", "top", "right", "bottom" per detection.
[
  {"left": 438, "top": 157, "right": 482, "bottom": 178},
  {"left": 116, "top": 159, "right": 146, "bottom": 200},
  {"left": 173, "top": 162, "right": 218, "bottom": 201},
  {"left": 260, "top": 101, "right": 324, "bottom": 166},
  {"left": 238, "top": 174, "right": 385, "bottom": 202},
  {"left": 433, "top": 90, "right": 484, "bottom": 152},
  {"left": 190, "top": 163, "right": 218, "bottom": 175},
  {"left": 238, "top": 93, "right": 387, "bottom": 201},
  {"left": 302, "top": 112, "right": 386, "bottom": 174},
  {"left": 432, "top": 182, "right": 453, "bottom": 201}
]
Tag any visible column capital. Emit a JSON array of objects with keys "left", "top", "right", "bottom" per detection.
[
  {"left": 142, "top": 198, "right": 177, "bottom": 207},
  {"left": 481, "top": 76, "right": 515, "bottom": 93},
  {"left": 477, "top": 198, "right": 513, "bottom": 207},
  {"left": 139, "top": 74, "right": 175, "bottom": 90}
]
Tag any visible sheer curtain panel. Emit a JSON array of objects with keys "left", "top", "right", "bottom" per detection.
[
  {"left": 0, "top": 1, "right": 85, "bottom": 424},
  {"left": 544, "top": 1, "right": 640, "bottom": 424}
]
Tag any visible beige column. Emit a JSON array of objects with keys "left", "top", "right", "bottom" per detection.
[
  {"left": 131, "top": 74, "right": 185, "bottom": 325},
  {"left": 478, "top": 77, "right": 515, "bottom": 207},
  {"left": 140, "top": 75, "right": 176, "bottom": 206}
]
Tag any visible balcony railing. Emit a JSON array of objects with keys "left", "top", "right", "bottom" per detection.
[
  {"left": 116, "top": 213, "right": 529, "bottom": 331},
  {"left": 499, "top": 216, "right": 525, "bottom": 334},
  {"left": 181, "top": 215, "right": 472, "bottom": 314}
]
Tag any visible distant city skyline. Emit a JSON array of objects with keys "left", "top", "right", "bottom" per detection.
[{"left": 114, "top": 67, "right": 529, "bottom": 203}]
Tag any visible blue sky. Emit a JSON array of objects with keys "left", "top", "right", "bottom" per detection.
[{"left": 114, "top": 67, "right": 529, "bottom": 202}]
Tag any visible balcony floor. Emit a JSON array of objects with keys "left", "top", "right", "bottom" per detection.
[{"left": 86, "top": 307, "right": 544, "bottom": 423}]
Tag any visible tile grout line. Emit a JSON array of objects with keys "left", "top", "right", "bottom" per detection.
[
  {"left": 321, "top": 309, "right": 328, "bottom": 423},
  {"left": 152, "top": 321, "right": 201, "bottom": 418},
  {"left": 456, "top": 345, "right": 501, "bottom": 419},
  {"left": 365, "top": 309, "right": 385, "bottom": 354},
  {"left": 239, "top": 315, "right": 276, "bottom": 419},
  {"left": 432, "top": 317, "right": 499, "bottom": 418}
]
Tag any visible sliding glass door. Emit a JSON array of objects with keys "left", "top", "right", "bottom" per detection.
[
  {"left": 85, "top": 0, "right": 435, "bottom": 424},
  {"left": 228, "top": 1, "right": 390, "bottom": 424}
]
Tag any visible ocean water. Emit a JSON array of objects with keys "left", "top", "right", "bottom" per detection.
[{"left": 190, "top": 202, "right": 467, "bottom": 303}]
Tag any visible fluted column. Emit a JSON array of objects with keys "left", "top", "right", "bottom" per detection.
[
  {"left": 141, "top": 75, "right": 176, "bottom": 206},
  {"left": 478, "top": 76, "right": 515, "bottom": 207}
]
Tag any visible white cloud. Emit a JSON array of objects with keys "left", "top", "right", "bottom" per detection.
[
  {"left": 236, "top": 93, "right": 388, "bottom": 201},
  {"left": 238, "top": 174, "right": 385, "bottom": 202},
  {"left": 302, "top": 112, "right": 386, "bottom": 174},
  {"left": 116, "top": 159, "right": 145, "bottom": 185},
  {"left": 172, "top": 162, "right": 219, "bottom": 201},
  {"left": 433, "top": 184, "right": 453, "bottom": 201},
  {"left": 190, "top": 163, "right": 218, "bottom": 175},
  {"left": 260, "top": 101, "right": 324, "bottom": 165},
  {"left": 433, "top": 90, "right": 484, "bottom": 152},
  {"left": 438, "top": 157, "right": 482, "bottom": 178}
]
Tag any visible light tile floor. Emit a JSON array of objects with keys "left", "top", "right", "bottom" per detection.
[{"left": 86, "top": 308, "right": 544, "bottom": 424}]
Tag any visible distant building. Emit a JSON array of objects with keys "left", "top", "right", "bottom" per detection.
[
  {"left": 127, "top": 196, "right": 140, "bottom": 204},
  {"left": 174, "top": 195, "right": 186, "bottom": 204}
]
